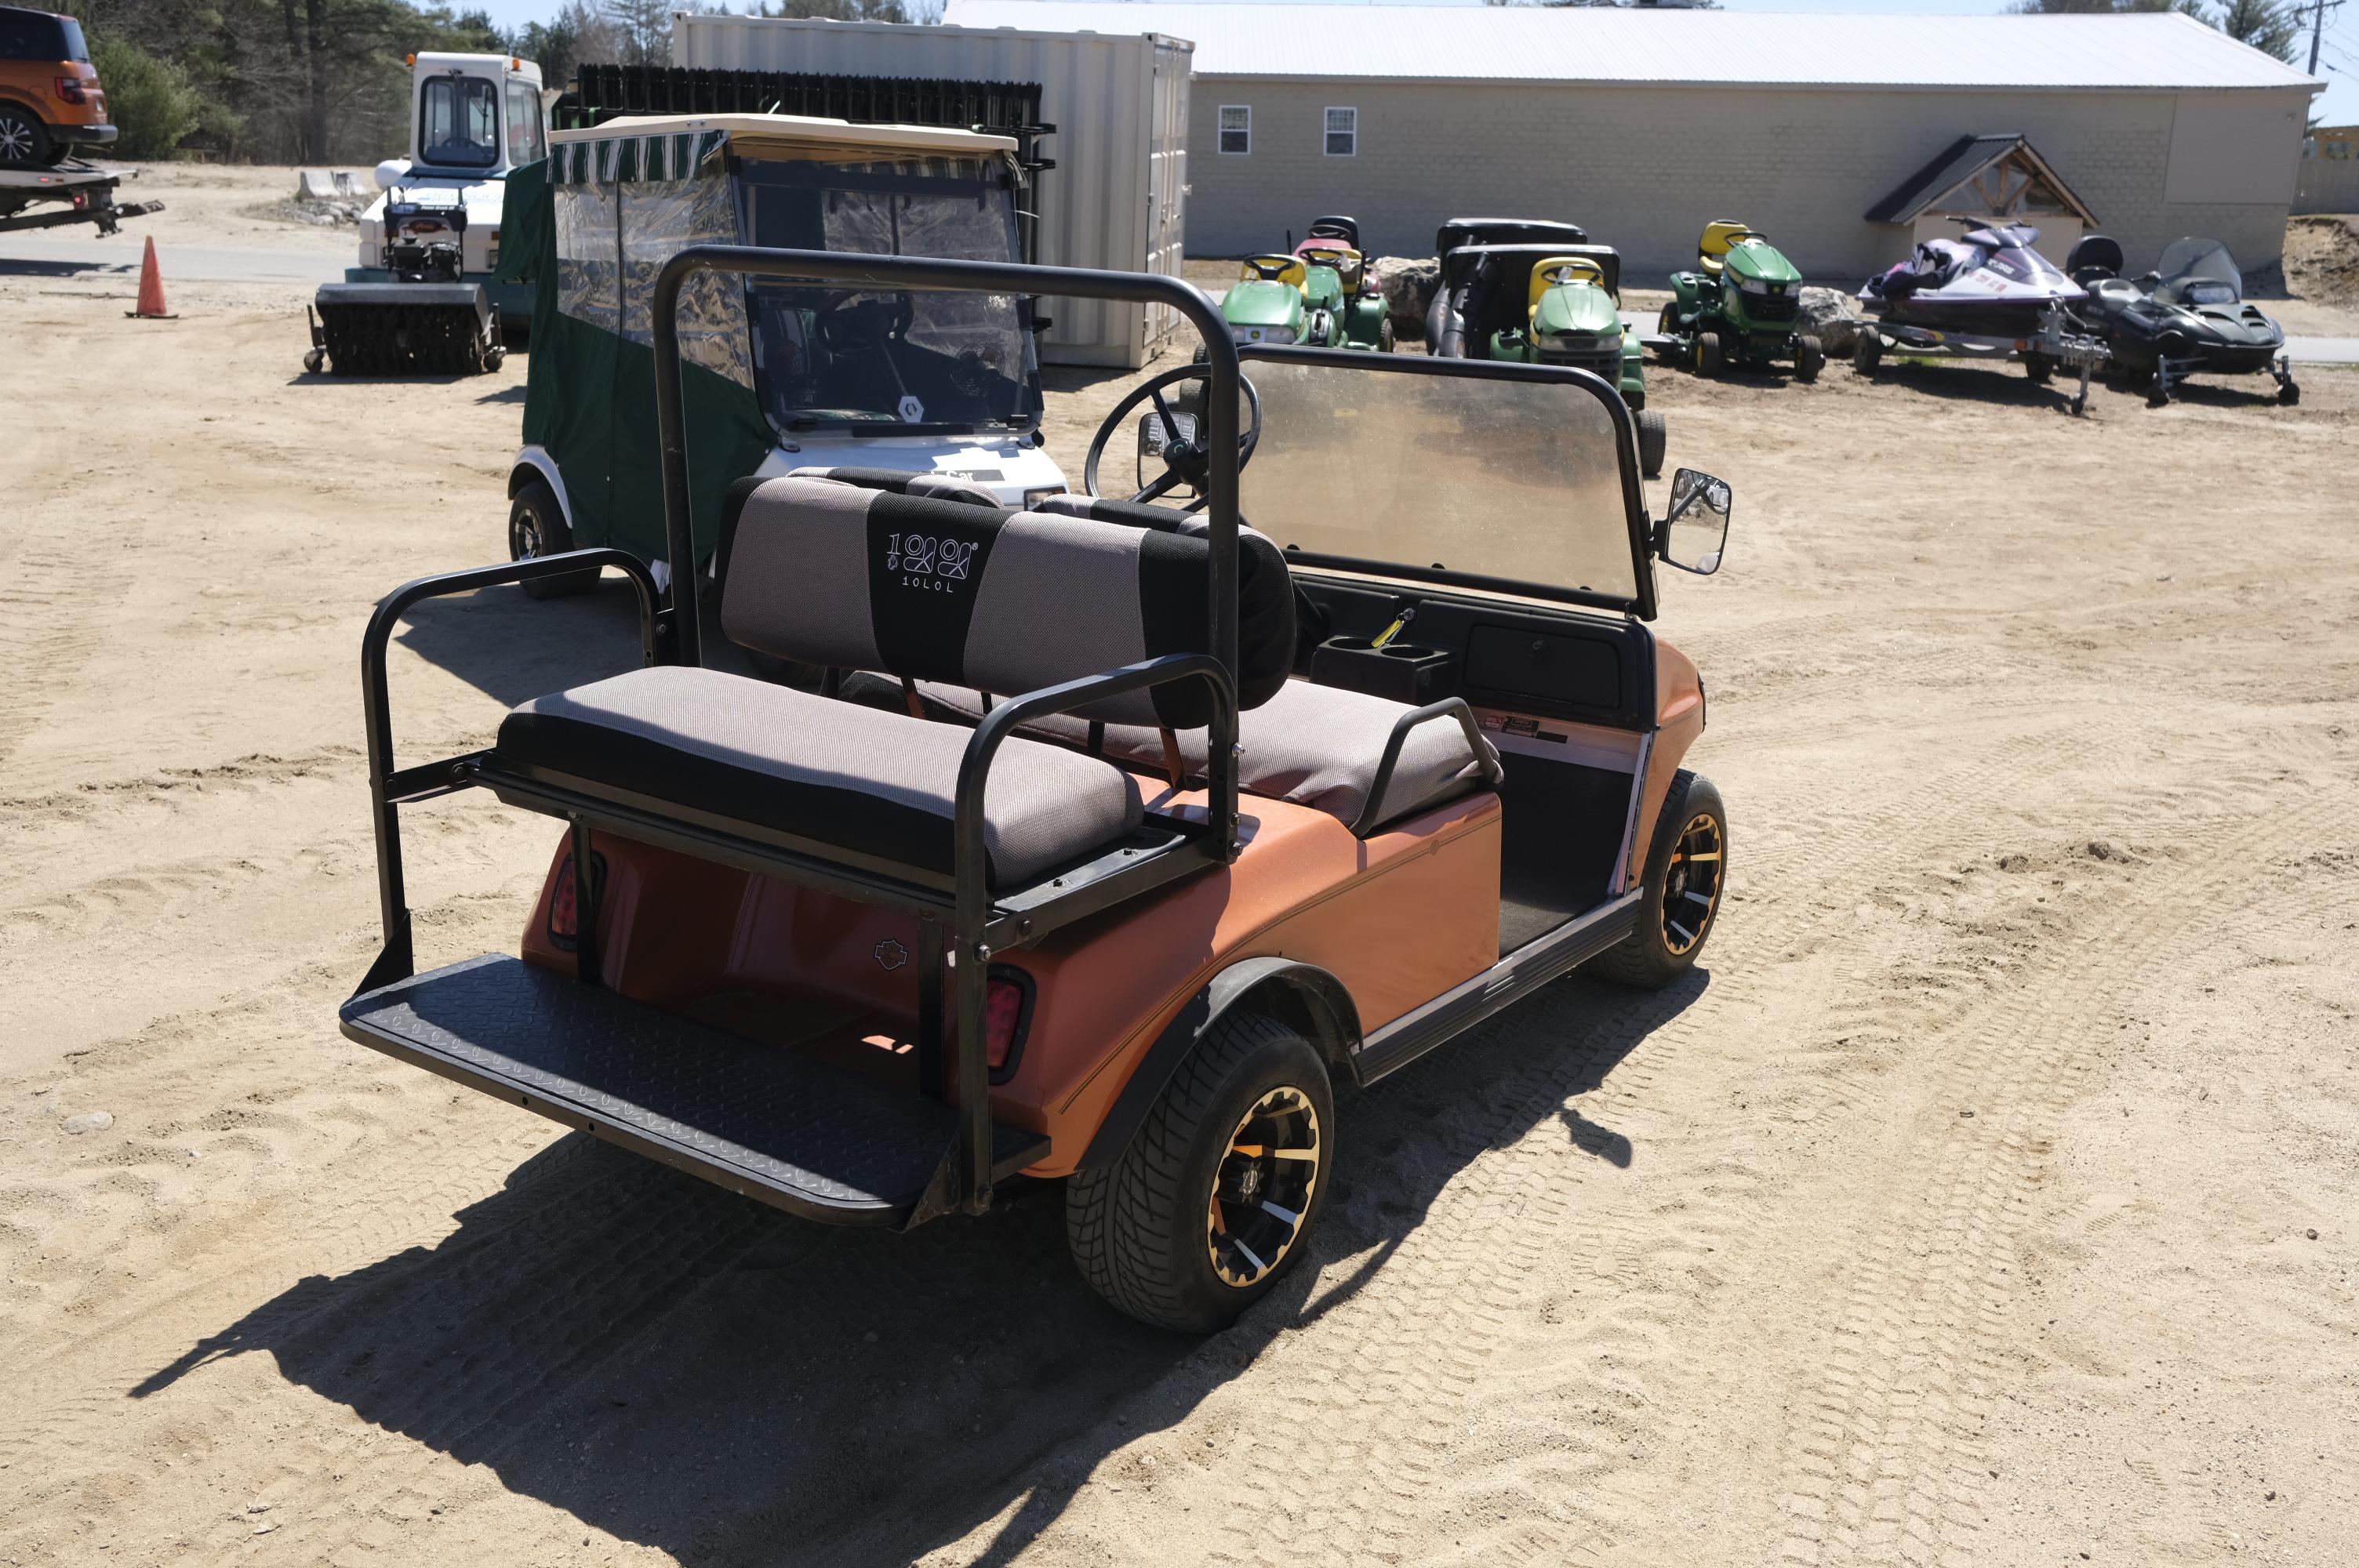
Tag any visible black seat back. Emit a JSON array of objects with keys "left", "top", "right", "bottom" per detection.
[
  {"left": 2066, "top": 234, "right": 2124, "bottom": 286},
  {"left": 716, "top": 477, "right": 1293, "bottom": 728}
]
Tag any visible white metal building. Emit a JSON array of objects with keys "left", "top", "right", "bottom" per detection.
[
  {"left": 944, "top": 2, "right": 2322, "bottom": 279},
  {"left": 673, "top": 11, "right": 1191, "bottom": 365}
]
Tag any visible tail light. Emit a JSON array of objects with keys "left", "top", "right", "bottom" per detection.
[
  {"left": 56, "top": 76, "right": 94, "bottom": 104},
  {"left": 547, "top": 851, "right": 604, "bottom": 950},
  {"left": 983, "top": 968, "right": 1033, "bottom": 1073}
]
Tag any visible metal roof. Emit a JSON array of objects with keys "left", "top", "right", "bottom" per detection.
[
  {"left": 1864, "top": 133, "right": 2095, "bottom": 224},
  {"left": 940, "top": 2, "right": 2324, "bottom": 91},
  {"left": 550, "top": 113, "right": 1017, "bottom": 157}
]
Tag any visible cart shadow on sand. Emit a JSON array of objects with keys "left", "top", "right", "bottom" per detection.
[{"left": 129, "top": 960, "right": 1699, "bottom": 1563}]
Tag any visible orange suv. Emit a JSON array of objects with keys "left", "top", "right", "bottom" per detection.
[{"left": 0, "top": 6, "right": 110, "bottom": 167}]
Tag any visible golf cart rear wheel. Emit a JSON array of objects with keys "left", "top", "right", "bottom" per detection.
[
  {"left": 1589, "top": 771, "right": 1726, "bottom": 989},
  {"left": 1794, "top": 335, "right": 1825, "bottom": 383},
  {"left": 1696, "top": 331, "right": 1724, "bottom": 378},
  {"left": 510, "top": 480, "right": 599, "bottom": 601},
  {"left": 1067, "top": 1012, "right": 1333, "bottom": 1333},
  {"left": 1635, "top": 408, "right": 1667, "bottom": 480}
]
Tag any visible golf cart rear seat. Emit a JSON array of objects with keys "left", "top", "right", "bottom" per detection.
[{"left": 490, "top": 477, "right": 1299, "bottom": 891}]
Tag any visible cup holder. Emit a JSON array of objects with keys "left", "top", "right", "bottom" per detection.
[{"left": 1310, "top": 637, "right": 1455, "bottom": 706}]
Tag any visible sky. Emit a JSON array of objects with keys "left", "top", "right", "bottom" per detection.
[{"left": 461, "top": 0, "right": 2359, "bottom": 126}]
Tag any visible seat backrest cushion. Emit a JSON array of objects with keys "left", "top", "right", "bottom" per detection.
[
  {"left": 1033, "top": 494, "right": 1296, "bottom": 703},
  {"left": 718, "top": 477, "right": 1291, "bottom": 728}
]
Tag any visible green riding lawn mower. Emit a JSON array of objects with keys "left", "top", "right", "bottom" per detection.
[
  {"left": 1426, "top": 219, "right": 1666, "bottom": 478},
  {"left": 1659, "top": 220, "right": 1824, "bottom": 382},
  {"left": 1212, "top": 245, "right": 1390, "bottom": 352}
]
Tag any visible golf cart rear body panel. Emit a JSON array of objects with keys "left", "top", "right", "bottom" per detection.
[{"left": 503, "top": 786, "right": 1504, "bottom": 1180}]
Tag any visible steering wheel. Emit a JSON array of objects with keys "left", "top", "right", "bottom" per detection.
[
  {"left": 1083, "top": 363, "right": 1263, "bottom": 509},
  {"left": 1241, "top": 256, "right": 1298, "bottom": 283},
  {"left": 1539, "top": 259, "right": 1605, "bottom": 289},
  {"left": 816, "top": 292, "right": 914, "bottom": 354}
]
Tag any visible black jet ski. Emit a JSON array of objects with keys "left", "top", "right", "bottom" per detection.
[
  {"left": 1859, "top": 223, "right": 2086, "bottom": 339},
  {"left": 2066, "top": 234, "right": 2297, "bottom": 406}
]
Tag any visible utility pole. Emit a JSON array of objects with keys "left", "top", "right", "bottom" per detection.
[{"left": 2311, "top": 0, "right": 2337, "bottom": 78}]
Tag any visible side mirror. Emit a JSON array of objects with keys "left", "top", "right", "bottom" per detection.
[{"left": 1655, "top": 466, "right": 1732, "bottom": 575}]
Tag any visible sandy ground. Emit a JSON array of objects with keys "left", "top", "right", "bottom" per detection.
[{"left": 3, "top": 173, "right": 2358, "bottom": 1567}]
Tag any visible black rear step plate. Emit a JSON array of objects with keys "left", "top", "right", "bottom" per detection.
[{"left": 340, "top": 954, "right": 1048, "bottom": 1225}]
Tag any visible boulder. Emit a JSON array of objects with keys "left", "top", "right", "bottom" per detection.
[
  {"left": 1372, "top": 255, "right": 1440, "bottom": 333},
  {"left": 1797, "top": 285, "right": 1863, "bottom": 354}
]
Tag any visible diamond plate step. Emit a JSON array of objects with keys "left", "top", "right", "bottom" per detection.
[{"left": 339, "top": 954, "right": 1047, "bottom": 1225}]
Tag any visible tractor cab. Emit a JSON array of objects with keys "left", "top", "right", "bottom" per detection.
[
  {"left": 340, "top": 249, "right": 1737, "bottom": 1335},
  {"left": 354, "top": 53, "right": 544, "bottom": 314}
]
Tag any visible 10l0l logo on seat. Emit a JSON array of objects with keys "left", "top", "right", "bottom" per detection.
[{"left": 886, "top": 534, "right": 977, "bottom": 594}]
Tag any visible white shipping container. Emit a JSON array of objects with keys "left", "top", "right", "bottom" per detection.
[{"left": 671, "top": 13, "right": 1194, "bottom": 368}]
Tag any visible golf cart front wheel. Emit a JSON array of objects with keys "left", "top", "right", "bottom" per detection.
[
  {"left": 1635, "top": 408, "right": 1667, "bottom": 479},
  {"left": 1696, "top": 331, "right": 1724, "bottom": 378},
  {"left": 1067, "top": 1012, "right": 1333, "bottom": 1333},
  {"left": 1794, "top": 335, "right": 1825, "bottom": 383},
  {"left": 510, "top": 480, "right": 599, "bottom": 601},
  {"left": 1590, "top": 771, "right": 1726, "bottom": 989}
]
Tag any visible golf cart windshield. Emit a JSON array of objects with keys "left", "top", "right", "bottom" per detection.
[
  {"left": 420, "top": 76, "right": 500, "bottom": 169},
  {"left": 1235, "top": 350, "right": 1647, "bottom": 613},
  {"left": 740, "top": 157, "right": 1035, "bottom": 433},
  {"left": 2155, "top": 238, "right": 2243, "bottom": 306}
]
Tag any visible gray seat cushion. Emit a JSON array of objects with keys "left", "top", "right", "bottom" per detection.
[
  {"left": 496, "top": 666, "right": 1144, "bottom": 890},
  {"left": 907, "top": 677, "right": 1497, "bottom": 834}
]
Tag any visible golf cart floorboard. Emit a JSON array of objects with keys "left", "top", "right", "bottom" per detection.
[{"left": 340, "top": 953, "right": 1046, "bottom": 1225}]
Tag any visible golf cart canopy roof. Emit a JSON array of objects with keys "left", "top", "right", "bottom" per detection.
[
  {"left": 1440, "top": 242, "right": 1622, "bottom": 299},
  {"left": 1235, "top": 347, "right": 1656, "bottom": 619},
  {"left": 547, "top": 113, "right": 1017, "bottom": 182}
]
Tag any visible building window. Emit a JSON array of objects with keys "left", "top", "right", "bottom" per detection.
[
  {"left": 1324, "top": 106, "right": 1357, "bottom": 158},
  {"left": 1218, "top": 105, "right": 1250, "bottom": 156}
]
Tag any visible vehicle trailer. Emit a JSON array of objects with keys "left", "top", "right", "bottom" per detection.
[
  {"left": 0, "top": 161, "right": 158, "bottom": 235},
  {"left": 337, "top": 244, "right": 1739, "bottom": 1333}
]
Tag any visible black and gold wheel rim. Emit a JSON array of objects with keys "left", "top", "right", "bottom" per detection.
[
  {"left": 1661, "top": 811, "right": 1725, "bottom": 957},
  {"left": 1205, "top": 1086, "right": 1321, "bottom": 1289}
]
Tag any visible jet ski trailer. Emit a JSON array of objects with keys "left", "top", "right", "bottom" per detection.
[
  {"left": 0, "top": 161, "right": 162, "bottom": 236},
  {"left": 1854, "top": 223, "right": 2110, "bottom": 415}
]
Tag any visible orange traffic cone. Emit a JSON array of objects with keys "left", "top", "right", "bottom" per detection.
[{"left": 127, "top": 235, "right": 174, "bottom": 320}]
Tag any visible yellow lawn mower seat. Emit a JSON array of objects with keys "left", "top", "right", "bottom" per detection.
[
  {"left": 1697, "top": 220, "right": 1754, "bottom": 277},
  {"left": 1528, "top": 255, "right": 1607, "bottom": 321},
  {"left": 491, "top": 479, "right": 1296, "bottom": 891}
]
